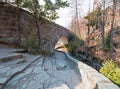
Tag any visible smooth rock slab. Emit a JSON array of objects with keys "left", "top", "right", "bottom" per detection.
[
  {"left": 0, "top": 53, "right": 23, "bottom": 62},
  {"left": 0, "top": 45, "right": 81, "bottom": 89},
  {"left": 32, "top": 67, "right": 44, "bottom": 73},
  {"left": 54, "top": 70, "right": 81, "bottom": 89},
  {"left": 0, "top": 77, "right": 8, "bottom": 84},
  {"left": 24, "top": 80, "right": 43, "bottom": 89},
  {"left": 48, "top": 81, "right": 70, "bottom": 89}
]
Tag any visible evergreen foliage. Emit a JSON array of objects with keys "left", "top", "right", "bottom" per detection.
[
  {"left": 22, "top": 0, "right": 69, "bottom": 21},
  {"left": 85, "top": 11, "right": 98, "bottom": 27}
]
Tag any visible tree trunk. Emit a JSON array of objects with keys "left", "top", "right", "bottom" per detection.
[
  {"left": 33, "top": 0, "right": 41, "bottom": 50},
  {"left": 110, "top": 0, "right": 116, "bottom": 54},
  {"left": 16, "top": 0, "right": 21, "bottom": 45},
  {"left": 101, "top": 21, "right": 105, "bottom": 49},
  {"left": 101, "top": 0, "right": 105, "bottom": 50},
  {"left": 87, "top": 25, "right": 90, "bottom": 46}
]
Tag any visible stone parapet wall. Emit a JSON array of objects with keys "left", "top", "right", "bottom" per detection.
[{"left": 65, "top": 53, "right": 120, "bottom": 89}]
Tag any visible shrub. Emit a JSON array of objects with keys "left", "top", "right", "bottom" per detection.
[
  {"left": 68, "top": 39, "right": 79, "bottom": 53},
  {"left": 27, "top": 27, "right": 40, "bottom": 54},
  {"left": 27, "top": 35, "right": 40, "bottom": 54},
  {"left": 68, "top": 38, "right": 84, "bottom": 53},
  {"left": 99, "top": 59, "right": 120, "bottom": 87},
  {"left": 104, "top": 33, "right": 110, "bottom": 51}
]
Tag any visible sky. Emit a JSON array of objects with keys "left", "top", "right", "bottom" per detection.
[
  {"left": 39, "top": 0, "right": 94, "bottom": 28},
  {"left": 55, "top": 0, "right": 94, "bottom": 28}
]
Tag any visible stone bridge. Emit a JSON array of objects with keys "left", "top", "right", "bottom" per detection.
[
  {"left": 0, "top": 2, "right": 120, "bottom": 89},
  {"left": 0, "top": 2, "right": 72, "bottom": 52}
]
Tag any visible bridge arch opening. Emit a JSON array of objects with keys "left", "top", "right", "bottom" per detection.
[{"left": 54, "top": 36, "right": 69, "bottom": 51}]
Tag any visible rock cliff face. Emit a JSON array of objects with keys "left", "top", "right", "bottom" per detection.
[{"left": 0, "top": 2, "right": 70, "bottom": 52}]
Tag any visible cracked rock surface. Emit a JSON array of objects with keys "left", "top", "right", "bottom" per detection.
[{"left": 0, "top": 45, "right": 81, "bottom": 89}]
